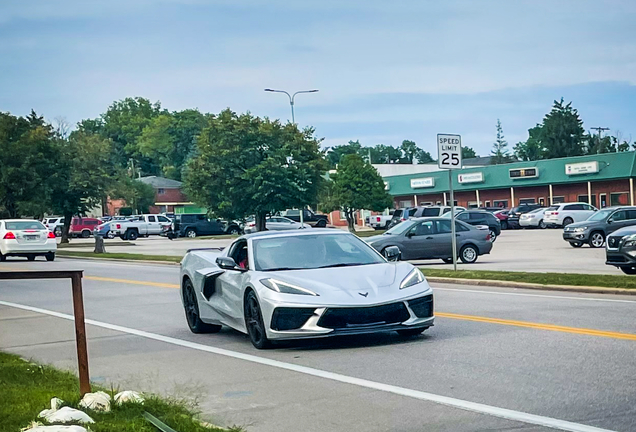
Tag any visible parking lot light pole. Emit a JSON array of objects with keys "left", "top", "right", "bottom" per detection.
[{"left": 264, "top": 88, "right": 319, "bottom": 228}]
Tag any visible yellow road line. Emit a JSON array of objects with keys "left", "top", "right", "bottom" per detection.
[
  {"left": 436, "top": 312, "right": 636, "bottom": 341},
  {"left": 85, "top": 276, "right": 179, "bottom": 289}
]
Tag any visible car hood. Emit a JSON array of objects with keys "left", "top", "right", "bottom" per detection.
[
  {"left": 566, "top": 220, "right": 601, "bottom": 229},
  {"left": 609, "top": 225, "right": 636, "bottom": 238},
  {"left": 364, "top": 235, "right": 387, "bottom": 244},
  {"left": 259, "top": 262, "right": 426, "bottom": 304}
]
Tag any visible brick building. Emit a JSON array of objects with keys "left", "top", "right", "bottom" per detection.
[
  {"left": 385, "top": 152, "right": 636, "bottom": 210},
  {"left": 138, "top": 176, "right": 193, "bottom": 214}
]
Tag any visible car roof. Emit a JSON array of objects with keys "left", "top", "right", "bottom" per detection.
[
  {"left": 1, "top": 219, "right": 42, "bottom": 222},
  {"left": 242, "top": 228, "right": 349, "bottom": 240}
]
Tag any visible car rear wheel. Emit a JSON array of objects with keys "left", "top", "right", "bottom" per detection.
[
  {"left": 0, "top": 253, "right": 6, "bottom": 262},
  {"left": 620, "top": 266, "right": 636, "bottom": 275},
  {"left": 489, "top": 230, "right": 497, "bottom": 242},
  {"left": 54, "top": 227, "right": 62, "bottom": 237},
  {"left": 570, "top": 241, "right": 583, "bottom": 248},
  {"left": 459, "top": 245, "right": 478, "bottom": 264},
  {"left": 244, "top": 290, "right": 271, "bottom": 349},
  {"left": 45, "top": 252, "right": 55, "bottom": 262},
  {"left": 185, "top": 229, "right": 197, "bottom": 238},
  {"left": 589, "top": 232, "right": 605, "bottom": 248},
  {"left": 81, "top": 230, "right": 90, "bottom": 238},
  {"left": 563, "top": 217, "right": 574, "bottom": 227},
  {"left": 501, "top": 221, "right": 508, "bottom": 230},
  {"left": 538, "top": 220, "right": 546, "bottom": 229},
  {"left": 126, "top": 230, "right": 138, "bottom": 241},
  {"left": 183, "top": 279, "right": 222, "bottom": 334},
  {"left": 315, "top": 219, "right": 327, "bottom": 228},
  {"left": 106, "top": 231, "right": 115, "bottom": 239},
  {"left": 397, "top": 327, "right": 428, "bottom": 337}
]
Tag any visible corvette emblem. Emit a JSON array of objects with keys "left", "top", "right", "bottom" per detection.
[{"left": 359, "top": 292, "right": 369, "bottom": 297}]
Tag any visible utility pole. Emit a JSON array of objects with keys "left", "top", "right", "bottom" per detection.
[{"left": 591, "top": 127, "right": 610, "bottom": 154}]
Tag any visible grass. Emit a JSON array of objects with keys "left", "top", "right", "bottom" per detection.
[
  {"left": 58, "top": 242, "right": 135, "bottom": 249},
  {"left": 57, "top": 251, "right": 181, "bottom": 263},
  {"left": 355, "top": 230, "right": 385, "bottom": 237},
  {"left": 420, "top": 268, "right": 636, "bottom": 289},
  {"left": 0, "top": 352, "right": 239, "bottom": 432}
]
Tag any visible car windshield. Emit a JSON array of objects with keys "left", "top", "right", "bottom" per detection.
[
  {"left": 253, "top": 234, "right": 385, "bottom": 271},
  {"left": 384, "top": 219, "right": 417, "bottom": 235},
  {"left": 5, "top": 221, "right": 46, "bottom": 230},
  {"left": 422, "top": 208, "right": 441, "bottom": 216},
  {"left": 587, "top": 208, "right": 613, "bottom": 221},
  {"left": 527, "top": 208, "right": 545, "bottom": 214}
]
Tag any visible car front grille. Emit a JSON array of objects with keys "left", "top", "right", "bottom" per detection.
[
  {"left": 607, "top": 237, "right": 620, "bottom": 249},
  {"left": 607, "top": 254, "right": 627, "bottom": 263},
  {"left": 317, "top": 302, "right": 410, "bottom": 330},
  {"left": 408, "top": 295, "right": 434, "bottom": 318},
  {"left": 270, "top": 307, "right": 316, "bottom": 331}
]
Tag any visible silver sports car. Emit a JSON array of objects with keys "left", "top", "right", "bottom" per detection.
[{"left": 180, "top": 230, "right": 434, "bottom": 348}]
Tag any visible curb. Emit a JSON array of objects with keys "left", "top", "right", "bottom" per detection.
[
  {"left": 426, "top": 276, "right": 636, "bottom": 296},
  {"left": 57, "top": 254, "right": 180, "bottom": 266}
]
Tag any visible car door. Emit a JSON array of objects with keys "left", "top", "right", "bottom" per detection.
[
  {"left": 146, "top": 215, "right": 160, "bottom": 234},
  {"left": 265, "top": 217, "right": 284, "bottom": 231},
  {"left": 456, "top": 212, "right": 471, "bottom": 226},
  {"left": 606, "top": 210, "right": 634, "bottom": 234},
  {"left": 400, "top": 220, "right": 436, "bottom": 260},
  {"left": 214, "top": 240, "right": 251, "bottom": 329},
  {"left": 431, "top": 220, "right": 455, "bottom": 257}
]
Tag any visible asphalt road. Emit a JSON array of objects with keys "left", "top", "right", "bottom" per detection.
[
  {"left": 2, "top": 258, "right": 635, "bottom": 431},
  {"left": 61, "top": 228, "right": 619, "bottom": 274}
]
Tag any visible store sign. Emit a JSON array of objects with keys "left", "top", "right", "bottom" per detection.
[
  {"left": 458, "top": 172, "right": 483, "bottom": 184},
  {"left": 384, "top": 181, "right": 390, "bottom": 191},
  {"left": 509, "top": 167, "right": 539, "bottom": 179},
  {"left": 410, "top": 177, "right": 435, "bottom": 188},
  {"left": 565, "top": 161, "right": 598, "bottom": 175}
]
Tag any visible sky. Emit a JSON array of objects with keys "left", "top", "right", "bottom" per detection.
[{"left": 1, "top": 0, "right": 635, "bottom": 156}]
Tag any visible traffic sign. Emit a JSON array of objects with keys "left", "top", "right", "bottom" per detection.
[{"left": 437, "top": 134, "right": 462, "bottom": 169}]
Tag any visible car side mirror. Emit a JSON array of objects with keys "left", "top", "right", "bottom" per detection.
[
  {"left": 216, "top": 256, "right": 245, "bottom": 271},
  {"left": 607, "top": 219, "right": 613, "bottom": 224},
  {"left": 406, "top": 231, "right": 415, "bottom": 238},
  {"left": 384, "top": 246, "right": 401, "bottom": 262}
]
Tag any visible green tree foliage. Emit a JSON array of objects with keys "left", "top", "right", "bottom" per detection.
[
  {"left": 462, "top": 146, "right": 477, "bottom": 159},
  {"left": 184, "top": 109, "right": 328, "bottom": 231},
  {"left": 491, "top": 119, "right": 511, "bottom": 164},
  {"left": 319, "top": 154, "right": 393, "bottom": 232},
  {"left": 0, "top": 111, "right": 57, "bottom": 218},
  {"left": 326, "top": 139, "right": 434, "bottom": 166},
  {"left": 109, "top": 177, "right": 156, "bottom": 214},
  {"left": 514, "top": 126, "right": 544, "bottom": 161},
  {"left": 400, "top": 140, "right": 418, "bottom": 163},
  {"left": 326, "top": 140, "right": 362, "bottom": 166},
  {"left": 138, "top": 115, "right": 175, "bottom": 176},
  {"left": 541, "top": 98, "right": 586, "bottom": 159}
]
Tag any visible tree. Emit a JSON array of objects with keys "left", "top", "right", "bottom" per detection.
[
  {"left": 138, "top": 114, "right": 175, "bottom": 177},
  {"left": 415, "top": 148, "right": 434, "bottom": 163},
  {"left": 371, "top": 144, "right": 402, "bottom": 164},
  {"left": 49, "top": 132, "right": 118, "bottom": 243},
  {"left": 319, "top": 154, "right": 393, "bottom": 232},
  {"left": 462, "top": 146, "right": 477, "bottom": 159},
  {"left": 514, "top": 126, "right": 544, "bottom": 161},
  {"left": 109, "top": 176, "right": 156, "bottom": 215},
  {"left": 491, "top": 119, "right": 510, "bottom": 164},
  {"left": 326, "top": 140, "right": 362, "bottom": 167},
  {"left": 184, "top": 109, "right": 328, "bottom": 231},
  {"left": 169, "top": 109, "right": 208, "bottom": 180},
  {"left": 541, "top": 98, "right": 586, "bottom": 159},
  {"left": 400, "top": 140, "right": 418, "bottom": 163}
]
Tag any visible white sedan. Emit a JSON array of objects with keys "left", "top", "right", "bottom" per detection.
[
  {"left": 244, "top": 216, "right": 310, "bottom": 234},
  {"left": 0, "top": 219, "right": 57, "bottom": 261}
]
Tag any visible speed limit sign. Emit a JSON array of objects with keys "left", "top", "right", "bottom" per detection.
[{"left": 437, "top": 134, "right": 462, "bottom": 169}]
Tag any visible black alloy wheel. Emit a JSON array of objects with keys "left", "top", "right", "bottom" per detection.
[
  {"left": 620, "top": 266, "right": 636, "bottom": 275},
  {"left": 397, "top": 327, "right": 427, "bottom": 337},
  {"left": 126, "top": 230, "right": 138, "bottom": 241},
  {"left": 227, "top": 226, "right": 241, "bottom": 235},
  {"left": 81, "top": 230, "right": 90, "bottom": 238},
  {"left": 183, "top": 279, "right": 221, "bottom": 334},
  {"left": 316, "top": 219, "right": 327, "bottom": 228},
  {"left": 244, "top": 290, "right": 271, "bottom": 349}
]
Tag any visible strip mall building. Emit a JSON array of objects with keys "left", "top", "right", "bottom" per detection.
[{"left": 385, "top": 152, "right": 636, "bottom": 210}]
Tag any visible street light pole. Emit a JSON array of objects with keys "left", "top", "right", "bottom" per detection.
[{"left": 264, "top": 88, "right": 319, "bottom": 229}]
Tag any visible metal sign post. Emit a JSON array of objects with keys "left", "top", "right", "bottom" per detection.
[{"left": 437, "top": 134, "right": 462, "bottom": 271}]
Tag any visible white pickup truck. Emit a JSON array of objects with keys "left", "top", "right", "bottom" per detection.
[
  {"left": 109, "top": 214, "right": 173, "bottom": 240},
  {"left": 369, "top": 213, "right": 393, "bottom": 230}
]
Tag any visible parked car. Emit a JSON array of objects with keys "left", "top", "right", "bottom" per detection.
[
  {"left": 281, "top": 209, "right": 328, "bottom": 227},
  {"left": 69, "top": 217, "right": 101, "bottom": 238},
  {"left": 110, "top": 214, "right": 173, "bottom": 240},
  {"left": 180, "top": 230, "right": 434, "bottom": 348},
  {"left": 519, "top": 207, "right": 555, "bottom": 229},
  {"left": 174, "top": 214, "right": 242, "bottom": 238},
  {"left": 494, "top": 209, "right": 511, "bottom": 230},
  {"left": 369, "top": 212, "right": 394, "bottom": 230},
  {"left": 480, "top": 206, "right": 507, "bottom": 212},
  {"left": 0, "top": 219, "right": 57, "bottom": 261},
  {"left": 605, "top": 225, "right": 636, "bottom": 274},
  {"left": 506, "top": 204, "right": 544, "bottom": 229},
  {"left": 365, "top": 217, "right": 493, "bottom": 264},
  {"left": 413, "top": 205, "right": 467, "bottom": 218},
  {"left": 544, "top": 202, "right": 597, "bottom": 227},
  {"left": 388, "top": 208, "right": 417, "bottom": 228},
  {"left": 244, "top": 216, "right": 310, "bottom": 234},
  {"left": 451, "top": 210, "right": 501, "bottom": 242},
  {"left": 42, "top": 217, "right": 64, "bottom": 236},
  {"left": 94, "top": 216, "right": 132, "bottom": 239},
  {"left": 562, "top": 206, "right": 636, "bottom": 248}
]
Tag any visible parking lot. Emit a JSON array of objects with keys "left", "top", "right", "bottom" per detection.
[{"left": 58, "top": 227, "right": 620, "bottom": 275}]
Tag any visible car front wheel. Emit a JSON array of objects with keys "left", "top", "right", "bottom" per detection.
[
  {"left": 620, "top": 266, "right": 636, "bottom": 275},
  {"left": 244, "top": 290, "right": 271, "bottom": 349},
  {"left": 589, "top": 232, "right": 605, "bottom": 248},
  {"left": 459, "top": 245, "right": 478, "bottom": 264},
  {"left": 185, "top": 229, "right": 197, "bottom": 238},
  {"left": 397, "top": 327, "right": 428, "bottom": 337},
  {"left": 538, "top": 220, "right": 546, "bottom": 229},
  {"left": 570, "top": 242, "right": 583, "bottom": 248}
]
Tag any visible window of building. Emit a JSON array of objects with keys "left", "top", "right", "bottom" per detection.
[
  {"left": 398, "top": 200, "right": 413, "bottom": 208},
  {"left": 485, "top": 201, "right": 491, "bottom": 207},
  {"left": 552, "top": 196, "right": 565, "bottom": 204},
  {"left": 610, "top": 192, "right": 629, "bottom": 206},
  {"left": 538, "top": 197, "right": 545, "bottom": 206},
  {"left": 599, "top": 194, "right": 607, "bottom": 208},
  {"left": 519, "top": 198, "right": 535, "bottom": 204},
  {"left": 467, "top": 201, "right": 479, "bottom": 208},
  {"left": 158, "top": 188, "right": 165, "bottom": 195},
  {"left": 493, "top": 200, "right": 508, "bottom": 208}
]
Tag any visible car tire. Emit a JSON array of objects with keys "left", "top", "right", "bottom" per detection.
[
  {"left": 227, "top": 226, "right": 241, "bottom": 235},
  {"left": 442, "top": 258, "right": 454, "bottom": 264},
  {"left": 126, "top": 230, "right": 138, "bottom": 241},
  {"left": 45, "top": 252, "right": 55, "bottom": 262},
  {"left": 563, "top": 217, "right": 574, "bottom": 227},
  {"left": 183, "top": 279, "right": 222, "bottom": 334},
  {"left": 315, "top": 219, "right": 327, "bottom": 228},
  {"left": 27, "top": 254, "right": 36, "bottom": 261},
  {"left": 538, "top": 220, "right": 546, "bottom": 229},
  {"left": 185, "top": 229, "right": 197, "bottom": 238},
  {"left": 81, "top": 230, "right": 90, "bottom": 238},
  {"left": 107, "top": 231, "right": 115, "bottom": 239},
  {"left": 501, "top": 221, "right": 508, "bottom": 230},
  {"left": 244, "top": 290, "right": 271, "bottom": 349},
  {"left": 489, "top": 230, "right": 497, "bottom": 242},
  {"left": 397, "top": 327, "right": 428, "bottom": 337},
  {"left": 570, "top": 242, "right": 583, "bottom": 248},
  {"left": 459, "top": 244, "right": 478, "bottom": 264},
  {"left": 620, "top": 266, "right": 636, "bottom": 275},
  {"left": 0, "top": 253, "right": 6, "bottom": 262},
  {"left": 589, "top": 232, "right": 605, "bottom": 248},
  {"left": 54, "top": 227, "right": 62, "bottom": 237}
]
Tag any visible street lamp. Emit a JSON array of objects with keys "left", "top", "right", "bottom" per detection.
[{"left": 264, "top": 88, "right": 319, "bottom": 228}]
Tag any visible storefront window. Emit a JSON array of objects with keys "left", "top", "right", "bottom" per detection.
[
  {"left": 519, "top": 198, "right": 536, "bottom": 204},
  {"left": 398, "top": 200, "right": 413, "bottom": 208},
  {"left": 493, "top": 200, "right": 508, "bottom": 208},
  {"left": 610, "top": 192, "right": 629, "bottom": 206},
  {"left": 552, "top": 196, "right": 565, "bottom": 204}
]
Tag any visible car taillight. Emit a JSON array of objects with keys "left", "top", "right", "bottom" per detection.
[
  {"left": 486, "top": 233, "right": 491, "bottom": 241},
  {"left": 47, "top": 231, "right": 56, "bottom": 239},
  {"left": 553, "top": 212, "right": 559, "bottom": 215},
  {"left": 116, "top": 224, "right": 121, "bottom": 229},
  {"left": 4, "top": 232, "right": 16, "bottom": 239},
  {"left": 376, "top": 217, "right": 381, "bottom": 222}
]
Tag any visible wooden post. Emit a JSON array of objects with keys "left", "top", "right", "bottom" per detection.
[
  {"left": 631, "top": 178, "right": 634, "bottom": 206},
  {"left": 549, "top": 184, "right": 554, "bottom": 205},
  {"left": 71, "top": 273, "right": 91, "bottom": 396},
  {"left": 510, "top": 187, "right": 515, "bottom": 207},
  {"left": 588, "top": 181, "right": 592, "bottom": 206},
  {"left": 475, "top": 189, "right": 480, "bottom": 207},
  {"left": 443, "top": 192, "right": 447, "bottom": 206}
]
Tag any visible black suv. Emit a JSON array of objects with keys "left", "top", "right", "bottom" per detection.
[
  {"left": 455, "top": 210, "right": 501, "bottom": 241},
  {"left": 506, "top": 204, "right": 543, "bottom": 229},
  {"left": 388, "top": 207, "right": 417, "bottom": 228},
  {"left": 174, "top": 214, "right": 242, "bottom": 238}
]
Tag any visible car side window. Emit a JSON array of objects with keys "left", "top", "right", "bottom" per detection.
[
  {"left": 434, "top": 220, "right": 452, "bottom": 234},
  {"left": 408, "top": 208, "right": 417, "bottom": 217},
  {"left": 469, "top": 213, "right": 483, "bottom": 221},
  {"left": 197, "top": 214, "right": 206, "bottom": 221},
  {"left": 627, "top": 210, "right": 636, "bottom": 220},
  {"left": 408, "top": 221, "right": 434, "bottom": 236},
  {"left": 457, "top": 213, "right": 469, "bottom": 221},
  {"left": 148, "top": 216, "right": 156, "bottom": 222},
  {"left": 158, "top": 216, "right": 170, "bottom": 222},
  {"left": 611, "top": 211, "right": 627, "bottom": 221},
  {"left": 583, "top": 204, "right": 594, "bottom": 211}
]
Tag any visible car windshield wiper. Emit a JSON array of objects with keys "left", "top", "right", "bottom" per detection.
[{"left": 314, "top": 262, "right": 371, "bottom": 269}]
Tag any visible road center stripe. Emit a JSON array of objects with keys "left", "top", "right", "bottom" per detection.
[
  {"left": 85, "top": 276, "right": 179, "bottom": 289},
  {"left": 0, "top": 300, "right": 615, "bottom": 432}
]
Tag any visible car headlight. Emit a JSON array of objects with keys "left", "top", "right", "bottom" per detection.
[
  {"left": 260, "top": 279, "right": 319, "bottom": 296},
  {"left": 573, "top": 227, "right": 587, "bottom": 233},
  {"left": 400, "top": 268, "right": 426, "bottom": 289},
  {"left": 622, "top": 235, "right": 636, "bottom": 248}
]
